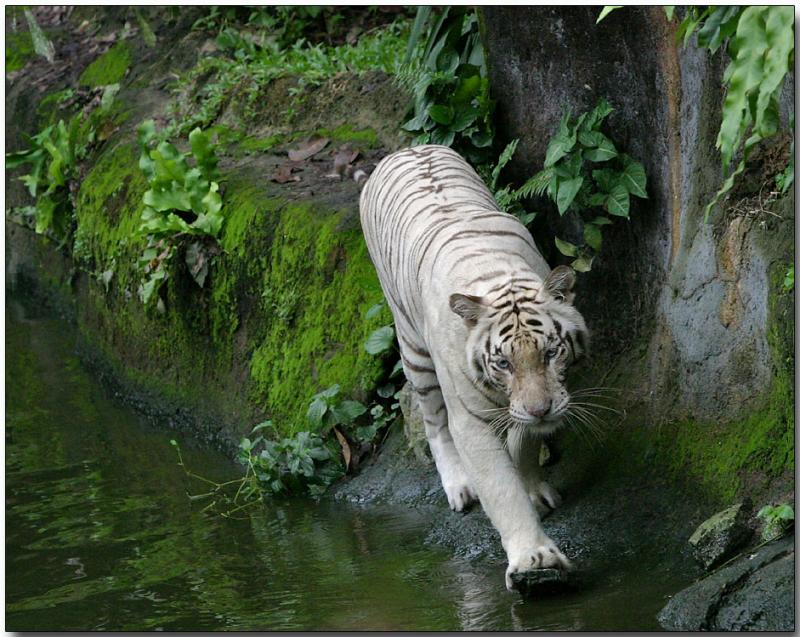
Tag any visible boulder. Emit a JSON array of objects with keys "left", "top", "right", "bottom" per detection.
[
  {"left": 658, "top": 535, "right": 794, "bottom": 631},
  {"left": 688, "top": 501, "right": 753, "bottom": 570}
]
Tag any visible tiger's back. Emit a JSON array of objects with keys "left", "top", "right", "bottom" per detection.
[{"left": 360, "top": 145, "right": 549, "bottom": 341}]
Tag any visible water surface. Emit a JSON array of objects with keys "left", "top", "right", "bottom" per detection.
[{"left": 6, "top": 297, "right": 677, "bottom": 630}]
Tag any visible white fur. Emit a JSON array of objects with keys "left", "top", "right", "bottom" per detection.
[{"left": 360, "top": 145, "right": 586, "bottom": 590}]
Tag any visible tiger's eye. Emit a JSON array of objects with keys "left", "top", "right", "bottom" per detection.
[
  {"left": 544, "top": 348, "right": 558, "bottom": 361},
  {"left": 496, "top": 357, "right": 511, "bottom": 370}
]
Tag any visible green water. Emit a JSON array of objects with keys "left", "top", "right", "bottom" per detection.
[{"left": 6, "top": 298, "right": 678, "bottom": 630}]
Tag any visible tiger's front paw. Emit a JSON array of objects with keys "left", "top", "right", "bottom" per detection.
[
  {"left": 443, "top": 477, "right": 478, "bottom": 512},
  {"left": 504, "top": 537, "right": 572, "bottom": 591}
]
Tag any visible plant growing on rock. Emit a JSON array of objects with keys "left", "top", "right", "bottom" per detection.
[
  {"left": 135, "top": 119, "right": 224, "bottom": 306},
  {"left": 6, "top": 119, "right": 86, "bottom": 241},
  {"left": 757, "top": 503, "right": 794, "bottom": 541},
  {"left": 504, "top": 99, "right": 648, "bottom": 272},
  {"left": 599, "top": 6, "right": 794, "bottom": 218},
  {"left": 397, "top": 6, "right": 494, "bottom": 164}
]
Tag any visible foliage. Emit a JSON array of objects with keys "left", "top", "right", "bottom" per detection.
[
  {"left": 363, "top": 300, "right": 403, "bottom": 378},
  {"left": 6, "top": 119, "right": 86, "bottom": 239},
  {"left": 135, "top": 120, "right": 225, "bottom": 305},
  {"left": 237, "top": 424, "right": 343, "bottom": 498},
  {"left": 595, "top": 6, "right": 623, "bottom": 24},
  {"left": 397, "top": 7, "right": 494, "bottom": 164},
  {"left": 483, "top": 139, "right": 537, "bottom": 225},
  {"left": 167, "top": 19, "right": 408, "bottom": 135},
  {"left": 23, "top": 8, "right": 54, "bottom": 64},
  {"left": 664, "top": 6, "right": 794, "bottom": 219},
  {"left": 756, "top": 503, "right": 794, "bottom": 541},
  {"left": 511, "top": 99, "right": 648, "bottom": 272},
  {"left": 306, "top": 384, "right": 368, "bottom": 434},
  {"left": 783, "top": 266, "right": 794, "bottom": 292}
]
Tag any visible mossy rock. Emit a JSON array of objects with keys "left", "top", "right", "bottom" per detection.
[{"left": 79, "top": 41, "right": 132, "bottom": 87}]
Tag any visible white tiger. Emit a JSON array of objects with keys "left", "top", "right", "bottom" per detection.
[{"left": 359, "top": 145, "right": 589, "bottom": 591}]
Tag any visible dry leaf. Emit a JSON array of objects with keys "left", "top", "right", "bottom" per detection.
[
  {"left": 272, "top": 164, "right": 301, "bottom": 184},
  {"left": 333, "top": 427, "right": 352, "bottom": 471},
  {"left": 288, "top": 137, "right": 329, "bottom": 162},
  {"left": 325, "top": 148, "right": 360, "bottom": 179}
]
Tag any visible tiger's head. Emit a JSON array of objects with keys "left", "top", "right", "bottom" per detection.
[{"left": 449, "top": 266, "right": 588, "bottom": 434}]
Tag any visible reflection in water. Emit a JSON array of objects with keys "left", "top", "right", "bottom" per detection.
[{"left": 6, "top": 297, "right": 678, "bottom": 630}]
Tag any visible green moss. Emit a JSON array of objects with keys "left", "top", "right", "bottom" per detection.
[
  {"left": 239, "top": 135, "right": 284, "bottom": 153},
  {"left": 315, "top": 123, "right": 378, "bottom": 148},
  {"left": 653, "top": 263, "right": 795, "bottom": 500},
  {"left": 248, "top": 202, "right": 386, "bottom": 434},
  {"left": 74, "top": 142, "right": 147, "bottom": 283},
  {"left": 6, "top": 31, "right": 34, "bottom": 73},
  {"left": 79, "top": 42, "right": 132, "bottom": 87}
]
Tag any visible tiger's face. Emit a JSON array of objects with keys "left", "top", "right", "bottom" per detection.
[{"left": 450, "top": 266, "right": 588, "bottom": 434}]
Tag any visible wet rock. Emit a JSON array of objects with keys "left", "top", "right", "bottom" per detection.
[
  {"left": 510, "top": 568, "right": 573, "bottom": 597},
  {"left": 688, "top": 501, "right": 753, "bottom": 570},
  {"left": 658, "top": 535, "right": 794, "bottom": 631}
]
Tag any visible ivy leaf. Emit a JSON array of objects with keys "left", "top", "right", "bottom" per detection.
[
  {"left": 591, "top": 215, "right": 613, "bottom": 225},
  {"left": 606, "top": 183, "right": 630, "bottom": 217},
  {"left": 582, "top": 133, "right": 618, "bottom": 162},
  {"left": 544, "top": 112, "right": 577, "bottom": 168},
  {"left": 572, "top": 255, "right": 594, "bottom": 272},
  {"left": 365, "top": 326, "right": 395, "bottom": 355},
  {"left": 556, "top": 176, "right": 583, "bottom": 214},
  {"left": 554, "top": 237, "right": 578, "bottom": 257},
  {"left": 620, "top": 157, "right": 648, "bottom": 198},
  {"left": 583, "top": 223, "right": 603, "bottom": 251}
]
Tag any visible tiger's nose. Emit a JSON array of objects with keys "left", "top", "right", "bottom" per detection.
[{"left": 527, "top": 400, "right": 551, "bottom": 418}]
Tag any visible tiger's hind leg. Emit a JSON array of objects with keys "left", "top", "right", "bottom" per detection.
[{"left": 400, "top": 351, "right": 478, "bottom": 512}]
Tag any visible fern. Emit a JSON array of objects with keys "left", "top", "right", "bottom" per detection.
[{"left": 509, "top": 168, "right": 553, "bottom": 201}]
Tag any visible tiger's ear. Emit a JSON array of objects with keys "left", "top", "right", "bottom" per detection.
[
  {"left": 449, "top": 293, "right": 487, "bottom": 327},
  {"left": 543, "top": 266, "right": 576, "bottom": 303}
]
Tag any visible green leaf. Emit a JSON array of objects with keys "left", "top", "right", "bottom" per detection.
[
  {"left": 544, "top": 112, "right": 577, "bottom": 168},
  {"left": 428, "top": 104, "right": 454, "bottom": 125},
  {"left": 364, "top": 302, "right": 385, "bottom": 320},
  {"left": 620, "top": 157, "right": 648, "bottom": 198},
  {"left": 584, "top": 140, "right": 618, "bottom": 162},
  {"left": 338, "top": 400, "right": 368, "bottom": 422},
  {"left": 572, "top": 255, "right": 594, "bottom": 272},
  {"left": 554, "top": 237, "right": 578, "bottom": 257},
  {"left": 365, "top": 326, "right": 395, "bottom": 355},
  {"left": 591, "top": 215, "right": 613, "bottom": 225},
  {"left": 389, "top": 358, "right": 405, "bottom": 378},
  {"left": 592, "top": 168, "right": 618, "bottom": 193},
  {"left": 664, "top": 6, "right": 675, "bottom": 21},
  {"left": 306, "top": 397, "right": 328, "bottom": 427},
  {"left": 189, "top": 127, "right": 220, "bottom": 179},
  {"left": 596, "top": 6, "right": 623, "bottom": 24},
  {"left": 556, "top": 176, "right": 583, "bottom": 214},
  {"left": 606, "top": 183, "right": 630, "bottom": 217},
  {"left": 583, "top": 223, "right": 603, "bottom": 251}
]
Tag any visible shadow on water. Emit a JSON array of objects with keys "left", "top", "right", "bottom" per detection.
[{"left": 6, "top": 294, "right": 687, "bottom": 630}]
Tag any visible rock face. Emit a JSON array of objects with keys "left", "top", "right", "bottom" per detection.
[
  {"left": 481, "top": 6, "right": 794, "bottom": 499},
  {"left": 688, "top": 501, "right": 753, "bottom": 570},
  {"left": 658, "top": 536, "right": 794, "bottom": 631}
]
